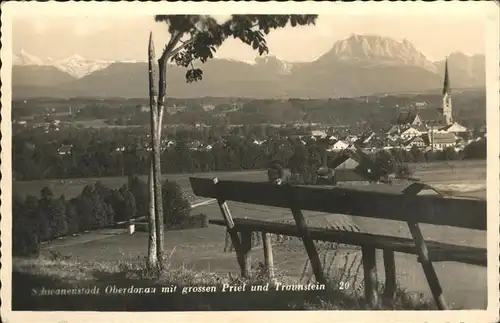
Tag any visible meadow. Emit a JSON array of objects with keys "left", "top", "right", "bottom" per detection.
[
  {"left": 11, "top": 159, "right": 488, "bottom": 309},
  {"left": 12, "top": 159, "right": 487, "bottom": 200}
]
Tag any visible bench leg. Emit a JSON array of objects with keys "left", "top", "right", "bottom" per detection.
[
  {"left": 407, "top": 221, "right": 448, "bottom": 310},
  {"left": 213, "top": 180, "right": 246, "bottom": 276},
  {"left": 382, "top": 249, "right": 396, "bottom": 307},
  {"left": 240, "top": 230, "right": 252, "bottom": 278},
  {"left": 290, "top": 206, "right": 326, "bottom": 285},
  {"left": 223, "top": 231, "right": 231, "bottom": 252},
  {"left": 362, "top": 247, "right": 378, "bottom": 308},
  {"left": 262, "top": 232, "right": 275, "bottom": 281}
]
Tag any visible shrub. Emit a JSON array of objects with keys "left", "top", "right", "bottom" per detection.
[
  {"left": 127, "top": 175, "right": 149, "bottom": 218},
  {"left": 395, "top": 163, "right": 412, "bottom": 179},
  {"left": 287, "top": 165, "right": 319, "bottom": 185},
  {"left": 439, "top": 147, "right": 460, "bottom": 161},
  {"left": 162, "top": 180, "right": 191, "bottom": 228},
  {"left": 35, "top": 195, "right": 52, "bottom": 241},
  {"left": 463, "top": 138, "right": 486, "bottom": 159},
  {"left": 109, "top": 185, "right": 137, "bottom": 223},
  {"left": 300, "top": 164, "right": 318, "bottom": 184},
  {"left": 73, "top": 194, "right": 93, "bottom": 232},
  {"left": 110, "top": 189, "right": 125, "bottom": 222},
  {"left": 178, "top": 213, "right": 209, "bottom": 229},
  {"left": 267, "top": 161, "right": 284, "bottom": 183},
  {"left": 40, "top": 186, "right": 53, "bottom": 201},
  {"left": 49, "top": 197, "right": 69, "bottom": 239},
  {"left": 121, "top": 186, "right": 137, "bottom": 222},
  {"left": 374, "top": 150, "right": 397, "bottom": 178},
  {"left": 103, "top": 200, "right": 116, "bottom": 226},
  {"left": 12, "top": 196, "right": 40, "bottom": 257},
  {"left": 94, "top": 181, "right": 115, "bottom": 205},
  {"left": 91, "top": 183, "right": 116, "bottom": 226},
  {"left": 66, "top": 199, "right": 80, "bottom": 235},
  {"left": 37, "top": 194, "right": 69, "bottom": 241},
  {"left": 78, "top": 185, "right": 110, "bottom": 230}
]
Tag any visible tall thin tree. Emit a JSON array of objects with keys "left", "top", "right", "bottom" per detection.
[
  {"left": 147, "top": 32, "right": 159, "bottom": 269},
  {"left": 149, "top": 15, "right": 318, "bottom": 266}
]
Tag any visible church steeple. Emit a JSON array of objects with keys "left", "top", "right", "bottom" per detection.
[
  {"left": 443, "top": 58, "right": 451, "bottom": 95},
  {"left": 441, "top": 57, "right": 453, "bottom": 125}
]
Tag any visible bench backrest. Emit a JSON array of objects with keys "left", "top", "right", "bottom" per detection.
[{"left": 189, "top": 177, "right": 486, "bottom": 231}]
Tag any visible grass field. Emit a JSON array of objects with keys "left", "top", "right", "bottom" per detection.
[
  {"left": 12, "top": 255, "right": 435, "bottom": 311},
  {"left": 12, "top": 160, "right": 487, "bottom": 200},
  {"left": 12, "top": 160, "right": 488, "bottom": 309},
  {"left": 13, "top": 169, "right": 268, "bottom": 201}
]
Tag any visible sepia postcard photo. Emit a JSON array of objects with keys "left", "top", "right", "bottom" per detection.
[{"left": 1, "top": 1, "right": 499, "bottom": 323}]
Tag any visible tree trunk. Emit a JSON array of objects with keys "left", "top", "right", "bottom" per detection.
[
  {"left": 147, "top": 162, "right": 158, "bottom": 270},
  {"left": 152, "top": 113, "right": 164, "bottom": 266},
  {"left": 154, "top": 55, "right": 168, "bottom": 266},
  {"left": 147, "top": 32, "right": 159, "bottom": 270},
  {"left": 153, "top": 31, "right": 183, "bottom": 268}
]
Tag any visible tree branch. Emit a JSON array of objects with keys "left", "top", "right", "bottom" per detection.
[
  {"left": 164, "top": 36, "right": 198, "bottom": 61},
  {"left": 160, "top": 31, "right": 184, "bottom": 62}
]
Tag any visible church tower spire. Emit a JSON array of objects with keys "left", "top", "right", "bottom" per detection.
[{"left": 441, "top": 58, "right": 453, "bottom": 125}]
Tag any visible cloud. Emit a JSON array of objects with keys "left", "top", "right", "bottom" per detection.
[{"left": 13, "top": 14, "right": 485, "bottom": 63}]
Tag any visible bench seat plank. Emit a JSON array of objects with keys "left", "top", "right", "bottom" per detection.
[{"left": 209, "top": 218, "right": 486, "bottom": 267}]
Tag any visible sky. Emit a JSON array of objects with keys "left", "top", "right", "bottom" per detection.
[{"left": 11, "top": 7, "right": 487, "bottom": 63}]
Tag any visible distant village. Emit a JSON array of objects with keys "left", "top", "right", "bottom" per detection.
[{"left": 13, "top": 59, "right": 486, "bottom": 159}]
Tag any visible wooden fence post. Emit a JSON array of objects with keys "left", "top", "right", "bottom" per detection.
[
  {"left": 382, "top": 249, "right": 396, "bottom": 307},
  {"left": 361, "top": 247, "right": 378, "bottom": 308},
  {"left": 262, "top": 232, "right": 275, "bottom": 280},
  {"left": 213, "top": 178, "right": 246, "bottom": 277},
  {"left": 287, "top": 185, "right": 326, "bottom": 285}
]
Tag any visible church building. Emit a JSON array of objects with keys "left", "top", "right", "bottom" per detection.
[{"left": 396, "top": 57, "right": 458, "bottom": 128}]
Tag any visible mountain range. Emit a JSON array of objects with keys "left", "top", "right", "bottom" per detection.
[{"left": 12, "top": 34, "right": 485, "bottom": 99}]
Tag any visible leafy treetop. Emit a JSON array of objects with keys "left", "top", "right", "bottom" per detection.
[{"left": 154, "top": 15, "right": 318, "bottom": 83}]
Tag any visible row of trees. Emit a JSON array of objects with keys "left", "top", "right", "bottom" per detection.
[
  {"left": 13, "top": 126, "right": 487, "bottom": 181},
  {"left": 12, "top": 176, "right": 191, "bottom": 257}
]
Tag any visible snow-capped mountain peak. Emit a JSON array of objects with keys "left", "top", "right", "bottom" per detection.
[
  {"left": 54, "top": 54, "right": 113, "bottom": 79},
  {"left": 12, "top": 50, "right": 113, "bottom": 78},
  {"left": 255, "top": 53, "right": 293, "bottom": 74},
  {"left": 59, "top": 54, "right": 87, "bottom": 63},
  {"left": 14, "top": 49, "right": 45, "bottom": 66}
]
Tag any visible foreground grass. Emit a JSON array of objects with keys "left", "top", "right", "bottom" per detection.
[{"left": 12, "top": 255, "right": 436, "bottom": 311}]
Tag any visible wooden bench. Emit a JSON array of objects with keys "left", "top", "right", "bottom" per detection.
[{"left": 189, "top": 177, "right": 487, "bottom": 309}]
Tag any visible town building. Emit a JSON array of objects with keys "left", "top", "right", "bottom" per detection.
[
  {"left": 327, "top": 140, "right": 350, "bottom": 152},
  {"left": 311, "top": 130, "right": 328, "bottom": 139},
  {"left": 399, "top": 125, "right": 428, "bottom": 140},
  {"left": 58, "top": 144, "right": 73, "bottom": 156},
  {"left": 438, "top": 122, "right": 468, "bottom": 135},
  {"left": 328, "top": 147, "right": 382, "bottom": 183},
  {"left": 426, "top": 132, "right": 457, "bottom": 151},
  {"left": 404, "top": 136, "right": 427, "bottom": 150}
]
